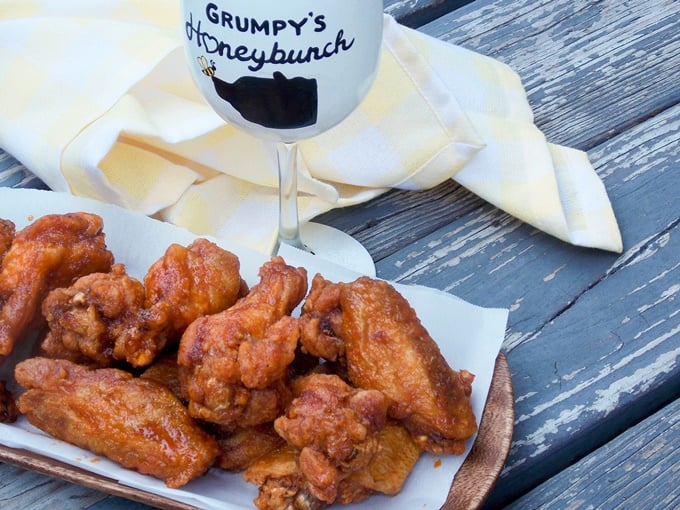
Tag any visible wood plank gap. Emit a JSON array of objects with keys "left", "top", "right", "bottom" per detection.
[
  {"left": 388, "top": 0, "right": 478, "bottom": 29},
  {"left": 521, "top": 215, "right": 680, "bottom": 352},
  {"left": 581, "top": 98, "right": 680, "bottom": 152}
]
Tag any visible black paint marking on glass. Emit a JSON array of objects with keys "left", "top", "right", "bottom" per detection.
[{"left": 198, "top": 56, "right": 318, "bottom": 129}]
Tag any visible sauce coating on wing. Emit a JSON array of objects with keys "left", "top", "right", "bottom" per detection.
[
  {"left": 300, "top": 274, "right": 477, "bottom": 454},
  {"left": 15, "top": 357, "right": 219, "bottom": 488},
  {"left": 0, "top": 213, "right": 114, "bottom": 362},
  {"left": 178, "top": 256, "right": 308, "bottom": 429}
]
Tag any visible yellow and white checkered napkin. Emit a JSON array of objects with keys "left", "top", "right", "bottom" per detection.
[{"left": 0, "top": 0, "right": 622, "bottom": 254}]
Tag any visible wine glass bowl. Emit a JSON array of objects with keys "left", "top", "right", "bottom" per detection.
[
  {"left": 181, "top": 0, "right": 383, "bottom": 270},
  {"left": 182, "top": 0, "right": 383, "bottom": 141}
]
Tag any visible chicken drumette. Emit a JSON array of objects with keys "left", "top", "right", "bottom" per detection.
[
  {"left": 178, "top": 256, "right": 307, "bottom": 429},
  {"left": 0, "top": 213, "right": 114, "bottom": 364},
  {"left": 299, "top": 274, "right": 477, "bottom": 454},
  {"left": 143, "top": 238, "right": 248, "bottom": 341},
  {"left": 41, "top": 264, "right": 147, "bottom": 366}
]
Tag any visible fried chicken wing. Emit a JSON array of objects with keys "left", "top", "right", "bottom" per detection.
[
  {"left": 341, "top": 421, "right": 422, "bottom": 500},
  {"left": 0, "top": 213, "right": 114, "bottom": 363},
  {"left": 40, "top": 239, "right": 246, "bottom": 368},
  {"left": 15, "top": 357, "right": 219, "bottom": 488},
  {"left": 213, "top": 424, "right": 286, "bottom": 472},
  {"left": 273, "top": 373, "right": 388, "bottom": 504},
  {"left": 178, "top": 256, "right": 307, "bottom": 429},
  {"left": 0, "top": 218, "right": 15, "bottom": 262},
  {"left": 41, "top": 264, "right": 147, "bottom": 366},
  {"left": 244, "top": 421, "right": 422, "bottom": 510},
  {"left": 244, "top": 444, "right": 326, "bottom": 510},
  {"left": 144, "top": 238, "right": 248, "bottom": 338},
  {"left": 119, "top": 238, "right": 247, "bottom": 366},
  {"left": 300, "top": 274, "right": 477, "bottom": 454}
]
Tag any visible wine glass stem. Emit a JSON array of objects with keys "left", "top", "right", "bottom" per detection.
[{"left": 276, "top": 141, "right": 305, "bottom": 251}]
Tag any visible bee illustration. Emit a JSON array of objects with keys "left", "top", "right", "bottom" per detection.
[{"left": 198, "top": 56, "right": 216, "bottom": 77}]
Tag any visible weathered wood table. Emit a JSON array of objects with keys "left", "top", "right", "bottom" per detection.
[{"left": 1, "top": 0, "right": 678, "bottom": 508}]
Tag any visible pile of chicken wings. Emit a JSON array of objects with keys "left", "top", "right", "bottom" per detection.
[{"left": 0, "top": 212, "right": 477, "bottom": 509}]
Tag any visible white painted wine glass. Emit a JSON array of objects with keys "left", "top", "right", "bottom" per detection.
[{"left": 181, "top": 0, "right": 383, "bottom": 273}]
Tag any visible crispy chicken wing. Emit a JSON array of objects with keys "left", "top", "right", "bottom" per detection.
[
  {"left": 178, "top": 256, "right": 307, "bottom": 429},
  {"left": 243, "top": 421, "right": 416, "bottom": 509},
  {"left": 0, "top": 218, "right": 15, "bottom": 262},
  {"left": 40, "top": 239, "right": 246, "bottom": 367},
  {"left": 244, "top": 443, "right": 326, "bottom": 510},
  {"left": 273, "top": 373, "right": 388, "bottom": 504},
  {"left": 144, "top": 238, "right": 248, "bottom": 339},
  {"left": 0, "top": 213, "right": 114, "bottom": 364},
  {"left": 15, "top": 357, "right": 219, "bottom": 488},
  {"left": 121, "top": 238, "right": 247, "bottom": 366},
  {"left": 213, "top": 424, "right": 286, "bottom": 472},
  {"left": 300, "top": 274, "right": 477, "bottom": 454},
  {"left": 41, "top": 264, "right": 147, "bottom": 366}
]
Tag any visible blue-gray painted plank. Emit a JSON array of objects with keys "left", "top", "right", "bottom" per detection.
[
  {"left": 0, "top": 152, "right": 47, "bottom": 190},
  {"left": 505, "top": 398, "right": 680, "bottom": 509},
  {"left": 384, "top": 0, "right": 477, "bottom": 27},
  {"left": 420, "top": 0, "right": 680, "bottom": 150}
]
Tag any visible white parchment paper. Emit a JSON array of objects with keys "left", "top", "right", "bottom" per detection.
[{"left": 0, "top": 188, "right": 508, "bottom": 510}]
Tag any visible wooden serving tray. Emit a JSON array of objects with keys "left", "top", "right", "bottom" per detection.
[{"left": 0, "top": 353, "right": 513, "bottom": 510}]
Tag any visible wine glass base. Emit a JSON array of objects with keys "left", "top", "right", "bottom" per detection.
[{"left": 278, "top": 222, "right": 376, "bottom": 276}]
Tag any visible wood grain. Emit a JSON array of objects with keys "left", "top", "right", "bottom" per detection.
[
  {"left": 384, "top": 0, "right": 476, "bottom": 28},
  {"left": 505, "top": 397, "right": 680, "bottom": 509},
  {"left": 421, "top": 0, "right": 680, "bottom": 149}
]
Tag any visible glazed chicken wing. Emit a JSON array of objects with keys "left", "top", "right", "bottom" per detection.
[
  {"left": 15, "top": 357, "right": 219, "bottom": 488},
  {"left": 178, "top": 256, "right": 307, "bottom": 429},
  {"left": 244, "top": 443, "right": 325, "bottom": 510},
  {"left": 120, "top": 238, "right": 247, "bottom": 366},
  {"left": 143, "top": 238, "right": 248, "bottom": 338},
  {"left": 40, "top": 239, "right": 246, "bottom": 367},
  {"left": 273, "top": 373, "right": 388, "bottom": 504},
  {"left": 41, "top": 264, "right": 147, "bottom": 366},
  {"left": 0, "top": 213, "right": 114, "bottom": 363},
  {"left": 300, "top": 274, "right": 477, "bottom": 454},
  {"left": 244, "top": 420, "right": 416, "bottom": 509}
]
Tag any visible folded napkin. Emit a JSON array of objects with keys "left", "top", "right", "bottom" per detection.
[{"left": 0, "top": 0, "right": 622, "bottom": 254}]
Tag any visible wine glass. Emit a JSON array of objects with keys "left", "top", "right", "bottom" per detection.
[{"left": 180, "top": 0, "right": 383, "bottom": 274}]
